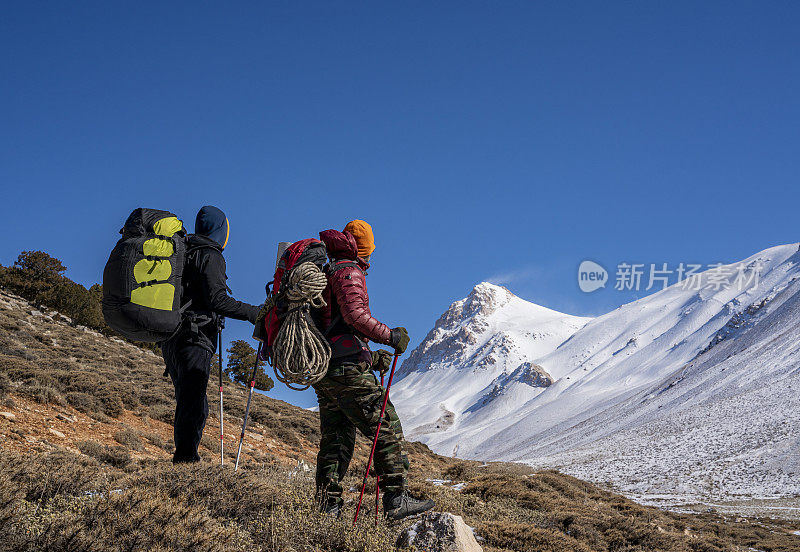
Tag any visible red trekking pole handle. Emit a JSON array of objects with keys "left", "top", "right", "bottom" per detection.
[{"left": 353, "top": 353, "right": 400, "bottom": 527}]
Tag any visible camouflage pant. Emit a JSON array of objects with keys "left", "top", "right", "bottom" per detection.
[{"left": 312, "top": 359, "right": 408, "bottom": 505}]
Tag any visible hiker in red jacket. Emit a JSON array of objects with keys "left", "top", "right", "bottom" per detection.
[{"left": 313, "top": 220, "right": 434, "bottom": 520}]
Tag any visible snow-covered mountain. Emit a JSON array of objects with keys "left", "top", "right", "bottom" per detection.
[
  {"left": 393, "top": 243, "right": 800, "bottom": 502},
  {"left": 391, "top": 283, "right": 591, "bottom": 446}
]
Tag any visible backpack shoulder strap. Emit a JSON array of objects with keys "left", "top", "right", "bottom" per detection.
[
  {"left": 323, "top": 313, "right": 342, "bottom": 337},
  {"left": 326, "top": 259, "right": 360, "bottom": 276},
  {"left": 186, "top": 242, "right": 221, "bottom": 258},
  {"left": 322, "top": 260, "right": 362, "bottom": 337}
]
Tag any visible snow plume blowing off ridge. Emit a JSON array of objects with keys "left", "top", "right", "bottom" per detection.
[{"left": 392, "top": 243, "right": 800, "bottom": 502}]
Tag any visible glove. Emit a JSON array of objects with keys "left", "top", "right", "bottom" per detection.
[
  {"left": 390, "top": 327, "right": 410, "bottom": 355},
  {"left": 371, "top": 349, "right": 394, "bottom": 376},
  {"left": 247, "top": 304, "right": 261, "bottom": 325},
  {"left": 252, "top": 297, "right": 275, "bottom": 341}
]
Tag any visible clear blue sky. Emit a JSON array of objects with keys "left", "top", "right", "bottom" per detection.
[{"left": 2, "top": 2, "right": 799, "bottom": 407}]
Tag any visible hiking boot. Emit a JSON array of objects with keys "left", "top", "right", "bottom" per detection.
[
  {"left": 382, "top": 491, "right": 435, "bottom": 521},
  {"left": 319, "top": 500, "right": 341, "bottom": 519}
]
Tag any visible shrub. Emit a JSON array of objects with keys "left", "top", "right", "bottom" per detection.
[
  {"left": 148, "top": 403, "right": 174, "bottom": 424},
  {"left": 11, "top": 487, "right": 245, "bottom": 552},
  {"left": 3, "top": 446, "right": 799, "bottom": 552},
  {"left": 77, "top": 441, "right": 131, "bottom": 468},
  {"left": 272, "top": 424, "right": 302, "bottom": 448},
  {"left": 62, "top": 371, "right": 103, "bottom": 394},
  {"left": 114, "top": 428, "right": 144, "bottom": 452},
  {"left": 0, "top": 355, "right": 39, "bottom": 382},
  {"left": 89, "top": 410, "right": 112, "bottom": 424},
  {"left": 0, "top": 372, "right": 11, "bottom": 398},
  {"left": 99, "top": 393, "right": 124, "bottom": 418},
  {"left": 443, "top": 460, "right": 481, "bottom": 481},
  {"left": 481, "top": 522, "right": 595, "bottom": 552},
  {"left": 23, "top": 373, "right": 58, "bottom": 389},
  {"left": 18, "top": 384, "right": 65, "bottom": 405},
  {"left": 119, "top": 388, "right": 140, "bottom": 409},
  {"left": 139, "top": 390, "right": 170, "bottom": 407},
  {"left": 65, "top": 391, "right": 100, "bottom": 413},
  {"left": 141, "top": 431, "right": 168, "bottom": 451},
  {"left": 0, "top": 449, "right": 108, "bottom": 503}
]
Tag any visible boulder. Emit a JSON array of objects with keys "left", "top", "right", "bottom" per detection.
[{"left": 397, "top": 512, "right": 483, "bottom": 552}]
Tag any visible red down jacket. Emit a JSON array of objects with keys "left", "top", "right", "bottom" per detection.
[{"left": 318, "top": 229, "right": 393, "bottom": 346}]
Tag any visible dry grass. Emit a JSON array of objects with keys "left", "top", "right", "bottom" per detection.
[{"left": 0, "top": 448, "right": 396, "bottom": 552}]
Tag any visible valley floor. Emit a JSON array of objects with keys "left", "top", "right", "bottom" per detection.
[{"left": 641, "top": 495, "right": 800, "bottom": 523}]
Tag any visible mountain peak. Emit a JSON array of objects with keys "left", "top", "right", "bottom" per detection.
[
  {"left": 463, "top": 282, "right": 514, "bottom": 317},
  {"left": 470, "top": 281, "right": 512, "bottom": 297},
  {"left": 393, "top": 278, "right": 590, "bottom": 422}
]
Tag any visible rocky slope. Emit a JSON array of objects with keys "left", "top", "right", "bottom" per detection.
[{"left": 0, "top": 287, "right": 321, "bottom": 465}]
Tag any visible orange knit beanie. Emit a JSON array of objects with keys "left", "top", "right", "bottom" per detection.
[{"left": 343, "top": 219, "right": 376, "bottom": 258}]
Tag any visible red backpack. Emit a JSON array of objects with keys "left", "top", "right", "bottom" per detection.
[{"left": 260, "top": 239, "right": 328, "bottom": 355}]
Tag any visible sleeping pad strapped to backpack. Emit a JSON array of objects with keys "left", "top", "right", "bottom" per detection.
[{"left": 102, "top": 208, "right": 187, "bottom": 342}]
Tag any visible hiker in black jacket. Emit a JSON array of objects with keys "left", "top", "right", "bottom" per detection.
[{"left": 161, "top": 205, "right": 260, "bottom": 463}]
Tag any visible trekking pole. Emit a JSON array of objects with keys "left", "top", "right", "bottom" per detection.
[
  {"left": 375, "top": 370, "right": 384, "bottom": 525},
  {"left": 353, "top": 353, "right": 400, "bottom": 527},
  {"left": 218, "top": 329, "right": 225, "bottom": 466},
  {"left": 235, "top": 342, "right": 263, "bottom": 471}
]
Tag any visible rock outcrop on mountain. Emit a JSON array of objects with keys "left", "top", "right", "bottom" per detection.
[{"left": 392, "top": 282, "right": 590, "bottom": 442}]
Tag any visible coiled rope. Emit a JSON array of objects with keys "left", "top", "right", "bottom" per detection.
[{"left": 272, "top": 262, "right": 332, "bottom": 390}]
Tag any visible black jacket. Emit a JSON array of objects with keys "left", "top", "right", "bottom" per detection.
[{"left": 169, "top": 234, "right": 260, "bottom": 352}]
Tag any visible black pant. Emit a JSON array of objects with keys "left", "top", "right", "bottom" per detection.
[{"left": 162, "top": 340, "right": 213, "bottom": 463}]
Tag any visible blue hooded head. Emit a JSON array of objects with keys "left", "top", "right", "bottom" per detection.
[{"left": 195, "top": 205, "right": 230, "bottom": 249}]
